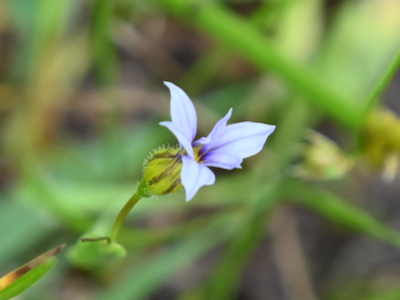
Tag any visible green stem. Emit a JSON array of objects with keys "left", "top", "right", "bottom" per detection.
[
  {"left": 109, "top": 192, "right": 142, "bottom": 243},
  {"left": 365, "top": 48, "right": 400, "bottom": 112}
]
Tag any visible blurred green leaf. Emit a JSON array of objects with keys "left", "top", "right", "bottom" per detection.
[
  {"left": 153, "top": 0, "right": 364, "bottom": 128},
  {"left": 68, "top": 238, "right": 126, "bottom": 270},
  {"left": 95, "top": 213, "right": 238, "bottom": 300},
  {"left": 92, "top": 0, "right": 119, "bottom": 85},
  {"left": 315, "top": 0, "right": 400, "bottom": 100},
  {"left": 0, "top": 259, "right": 56, "bottom": 300},
  {"left": 0, "top": 244, "right": 65, "bottom": 300},
  {"left": 204, "top": 95, "right": 311, "bottom": 299},
  {"left": 285, "top": 181, "right": 400, "bottom": 248},
  {"left": 365, "top": 286, "right": 400, "bottom": 300},
  {"left": 0, "top": 200, "right": 52, "bottom": 269}
]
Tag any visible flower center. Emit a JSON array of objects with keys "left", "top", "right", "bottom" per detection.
[
  {"left": 181, "top": 144, "right": 207, "bottom": 163},
  {"left": 193, "top": 144, "right": 205, "bottom": 163}
]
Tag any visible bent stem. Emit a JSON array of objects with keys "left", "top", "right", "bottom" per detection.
[{"left": 109, "top": 191, "right": 142, "bottom": 243}]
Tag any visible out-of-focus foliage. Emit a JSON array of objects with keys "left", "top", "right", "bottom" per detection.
[
  {"left": 0, "top": 244, "right": 65, "bottom": 300},
  {"left": 0, "top": 0, "right": 400, "bottom": 299}
]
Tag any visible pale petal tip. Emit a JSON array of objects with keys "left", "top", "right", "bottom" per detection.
[
  {"left": 185, "top": 193, "right": 194, "bottom": 202},
  {"left": 163, "top": 81, "right": 178, "bottom": 92},
  {"left": 269, "top": 124, "right": 277, "bottom": 133},
  {"left": 163, "top": 81, "right": 180, "bottom": 91},
  {"left": 159, "top": 121, "right": 169, "bottom": 126}
]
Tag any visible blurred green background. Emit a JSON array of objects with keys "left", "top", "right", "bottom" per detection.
[{"left": 1, "top": 0, "right": 400, "bottom": 299}]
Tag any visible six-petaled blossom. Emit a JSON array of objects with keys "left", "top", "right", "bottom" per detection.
[
  {"left": 157, "top": 81, "right": 276, "bottom": 201},
  {"left": 83, "top": 82, "right": 275, "bottom": 248}
]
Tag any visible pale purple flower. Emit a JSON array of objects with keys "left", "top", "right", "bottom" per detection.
[{"left": 160, "top": 82, "right": 276, "bottom": 201}]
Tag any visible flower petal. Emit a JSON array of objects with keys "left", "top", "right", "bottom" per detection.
[
  {"left": 181, "top": 156, "right": 215, "bottom": 201},
  {"left": 193, "top": 108, "right": 232, "bottom": 153},
  {"left": 202, "top": 151, "right": 243, "bottom": 170},
  {"left": 204, "top": 122, "right": 276, "bottom": 164},
  {"left": 164, "top": 81, "right": 197, "bottom": 143},
  {"left": 159, "top": 121, "right": 195, "bottom": 158}
]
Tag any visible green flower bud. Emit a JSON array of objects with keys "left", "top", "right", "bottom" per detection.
[{"left": 139, "top": 146, "right": 183, "bottom": 197}]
